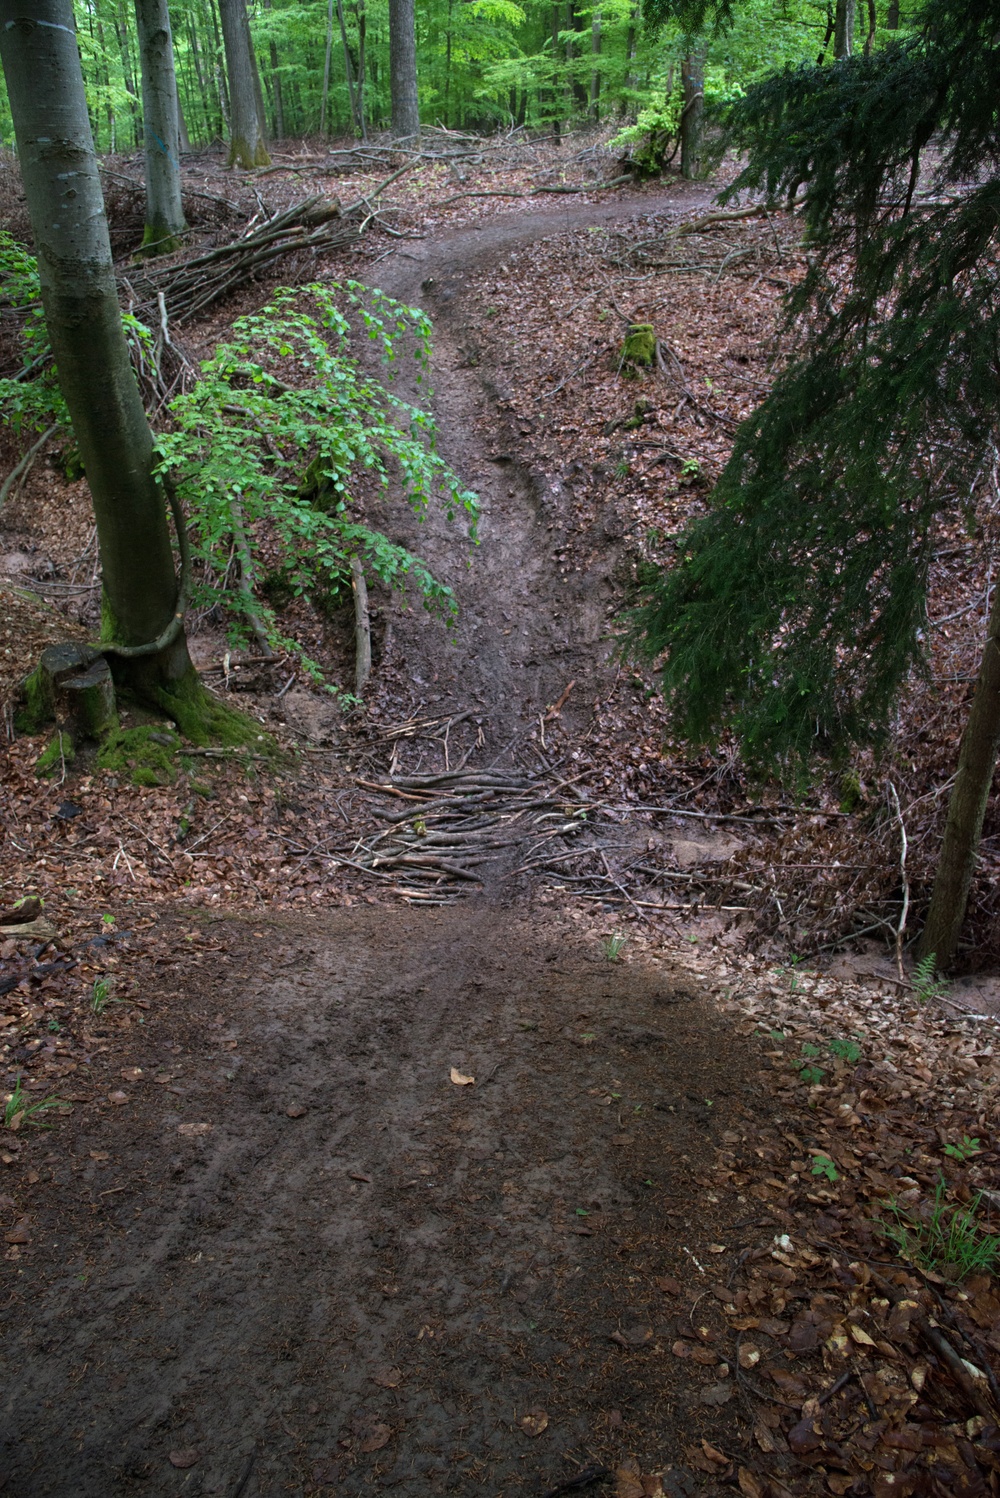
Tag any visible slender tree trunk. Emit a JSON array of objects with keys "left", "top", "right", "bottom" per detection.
[
  {"left": 886, "top": 0, "right": 900, "bottom": 26},
  {"left": 0, "top": 0, "right": 199, "bottom": 711},
  {"left": 244, "top": 5, "right": 268, "bottom": 138},
  {"left": 549, "top": 1, "right": 560, "bottom": 139},
  {"left": 218, "top": 0, "right": 269, "bottom": 166},
  {"left": 817, "top": 1, "right": 834, "bottom": 63},
  {"left": 354, "top": 0, "right": 366, "bottom": 136},
  {"left": 680, "top": 44, "right": 705, "bottom": 180},
  {"left": 834, "top": 0, "right": 855, "bottom": 58},
  {"left": 589, "top": 8, "right": 601, "bottom": 121},
  {"left": 335, "top": 0, "right": 364, "bottom": 136},
  {"left": 388, "top": 0, "right": 418, "bottom": 138},
  {"left": 175, "top": 79, "right": 191, "bottom": 151},
  {"left": 919, "top": 584, "right": 1000, "bottom": 972},
  {"left": 863, "top": 0, "right": 876, "bottom": 54},
  {"left": 262, "top": 0, "right": 284, "bottom": 139},
  {"left": 134, "top": 0, "right": 187, "bottom": 254},
  {"left": 320, "top": 0, "right": 334, "bottom": 133}
]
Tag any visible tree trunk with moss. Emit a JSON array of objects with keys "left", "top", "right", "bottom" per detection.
[
  {"left": 218, "top": 0, "right": 269, "bottom": 166},
  {"left": 0, "top": 0, "right": 231, "bottom": 742},
  {"left": 134, "top": 0, "right": 187, "bottom": 254},
  {"left": 680, "top": 45, "right": 705, "bottom": 180},
  {"left": 918, "top": 584, "right": 1000, "bottom": 972}
]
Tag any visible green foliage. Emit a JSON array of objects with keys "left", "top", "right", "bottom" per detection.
[
  {"left": 879, "top": 1178, "right": 1000, "bottom": 1282},
  {"left": 625, "top": 0, "right": 1000, "bottom": 773},
  {"left": 943, "top": 1135, "right": 981, "bottom": 1163},
  {"left": 828, "top": 1037, "right": 861, "bottom": 1064},
  {"left": 3, "top": 1075, "right": 64, "bottom": 1130},
  {"left": 156, "top": 282, "right": 478, "bottom": 668},
  {"left": 912, "top": 952, "right": 950, "bottom": 1004},
  {"left": 811, "top": 1153, "right": 838, "bottom": 1182},
  {"left": 601, "top": 931, "right": 628, "bottom": 961}
]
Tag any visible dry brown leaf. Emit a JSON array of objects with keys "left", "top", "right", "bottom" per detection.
[
  {"left": 450, "top": 1068, "right": 475, "bottom": 1086},
  {"left": 519, "top": 1407, "right": 549, "bottom": 1437},
  {"left": 358, "top": 1422, "right": 391, "bottom": 1453},
  {"left": 168, "top": 1450, "right": 200, "bottom": 1469}
]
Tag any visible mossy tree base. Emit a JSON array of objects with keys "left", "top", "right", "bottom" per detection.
[
  {"left": 138, "top": 220, "right": 184, "bottom": 257},
  {"left": 620, "top": 324, "right": 656, "bottom": 374},
  {"left": 226, "top": 135, "right": 271, "bottom": 169}
]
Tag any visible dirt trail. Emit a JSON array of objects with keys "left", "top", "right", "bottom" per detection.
[
  {"left": 0, "top": 183, "right": 768, "bottom": 1497},
  {"left": 359, "top": 180, "right": 712, "bottom": 746}
]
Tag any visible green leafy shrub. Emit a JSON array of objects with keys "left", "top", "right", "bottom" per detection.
[
  {"left": 156, "top": 281, "right": 479, "bottom": 663},
  {"left": 878, "top": 1178, "right": 1000, "bottom": 1282}
]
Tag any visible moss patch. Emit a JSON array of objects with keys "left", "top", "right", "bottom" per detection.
[
  {"left": 621, "top": 324, "right": 656, "bottom": 370},
  {"left": 36, "top": 730, "right": 75, "bottom": 778},
  {"left": 97, "top": 725, "right": 181, "bottom": 786},
  {"left": 16, "top": 665, "right": 54, "bottom": 735}
]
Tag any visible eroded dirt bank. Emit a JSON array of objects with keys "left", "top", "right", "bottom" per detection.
[{"left": 0, "top": 905, "right": 764, "bottom": 1495}]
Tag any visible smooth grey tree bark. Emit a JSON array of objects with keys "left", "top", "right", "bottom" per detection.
[
  {"left": 918, "top": 583, "right": 1000, "bottom": 972},
  {"left": 834, "top": 0, "right": 855, "bottom": 58},
  {"left": 134, "top": 0, "right": 187, "bottom": 253},
  {"left": 680, "top": 45, "right": 705, "bottom": 180},
  {"left": 389, "top": 0, "right": 419, "bottom": 139},
  {"left": 218, "top": 0, "right": 269, "bottom": 166},
  {"left": 0, "top": 0, "right": 206, "bottom": 723}
]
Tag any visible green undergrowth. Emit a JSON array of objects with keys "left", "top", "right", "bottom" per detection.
[{"left": 877, "top": 1179, "right": 1000, "bottom": 1283}]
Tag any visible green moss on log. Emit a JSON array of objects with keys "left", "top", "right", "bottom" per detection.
[
  {"left": 36, "top": 730, "right": 74, "bottom": 778},
  {"left": 97, "top": 725, "right": 180, "bottom": 785},
  {"left": 621, "top": 324, "right": 656, "bottom": 369},
  {"left": 16, "top": 665, "right": 54, "bottom": 734}
]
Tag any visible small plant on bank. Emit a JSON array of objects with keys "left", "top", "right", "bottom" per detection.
[
  {"left": 912, "top": 953, "right": 950, "bottom": 1005},
  {"left": 944, "top": 1135, "right": 982, "bottom": 1163},
  {"left": 601, "top": 933, "right": 627, "bottom": 962},
  {"left": 799, "top": 1042, "right": 826, "bottom": 1085},
  {"left": 811, "top": 1154, "right": 839, "bottom": 1183},
  {"left": 878, "top": 1178, "right": 1000, "bottom": 1282},
  {"left": 3, "top": 1076, "right": 63, "bottom": 1131},
  {"left": 91, "top": 977, "right": 112, "bottom": 1015},
  {"left": 829, "top": 1037, "right": 862, "bottom": 1064}
]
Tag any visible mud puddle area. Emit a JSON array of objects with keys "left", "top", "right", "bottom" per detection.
[{"left": 0, "top": 904, "right": 766, "bottom": 1495}]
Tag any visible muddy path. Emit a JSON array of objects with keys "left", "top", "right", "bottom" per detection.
[
  {"left": 355, "top": 179, "right": 713, "bottom": 750},
  {"left": 0, "top": 183, "right": 774, "bottom": 1497},
  {"left": 0, "top": 907, "right": 771, "bottom": 1496}
]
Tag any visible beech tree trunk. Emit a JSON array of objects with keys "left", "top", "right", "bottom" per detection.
[
  {"left": 389, "top": 0, "right": 419, "bottom": 139},
  {"left": 834, "top": 0, "right": 855, "bottom": 58},
  {"left": 218, "top": 0, "right": 269, "bottom": 166},
  {"left": 133, "top": 0, "right": 187, "bottom": 253},
  {"left": 0, "top": 0, "right": 198, "bottom": 709},
  {"left": 680, "top": 46, "right": 705, "bottom": 180},
  {"left": 919, "top": 584, "right": 1000, "bottom": 972}
]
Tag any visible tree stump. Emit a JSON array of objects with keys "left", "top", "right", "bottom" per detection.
[{"left": 28, "top": 643, "right": 117, "bottom": 740}]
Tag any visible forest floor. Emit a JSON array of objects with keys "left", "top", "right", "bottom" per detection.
[{"left": 3, "top": 134, "right": 1000, "bottom": 1497}]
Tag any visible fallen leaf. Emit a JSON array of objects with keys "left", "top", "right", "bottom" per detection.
[
  {"left": 358, "top": 1422, "right": 391, "bottom": 1453},
  {"left": 700, "top": 1382, "right": 734, "bottom": 1406},
  {"left": 348, "top": 1170, "right": 372, "bottom": 1182},
  {"left": 372, "top": 1367, "right": 402, "bottom": 1388},
  {"left": 177, "top": 1122, "right": 212, "bottom": 1137},
  {"left": 286, "top": 1103, "right": 307, "bottom": 1118},
  {"left": 738, "top": 1344, "right": 761, "bottom": 1369},
  {"left": 615, "top": 1464, "right": 644, "bottom": 1498},
  {"left": 848, "top": 1322, "right": 877, "bottom": 1347},
  {"left": 450, "top": 1068, "right": 475, "bottom": 1086},
  {"left": 738, "top": 1467, "right": 766, "bottom": 1498},
  {"left": 168, "top": 1449, "right": 200, "bottom": 1469},
  {"left": 612, "top": 1325, "right": 653, "bottom": 1347},
  {"left": 769, "top": 1367, "right": 808, "bottom": 1402},
  {"left": 701, "top": 1440, "right": 728, "bottom": 1468},
  {"left": 656, "top": 1276, "right": 682, "bottom": 1295},
  {"left": 4, "top": 1221, "right": 30, "bottom": 1244},
  {"left": 107, "top": 1091, "right": 128, "bottom": 1106},
  {"left": 519, "top": 1407, "right": 549, "bottom": 1437}
]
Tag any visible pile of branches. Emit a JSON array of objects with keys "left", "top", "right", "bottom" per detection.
[{"left": 122, "top": 194, "right": 365, "bottom": 325}]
